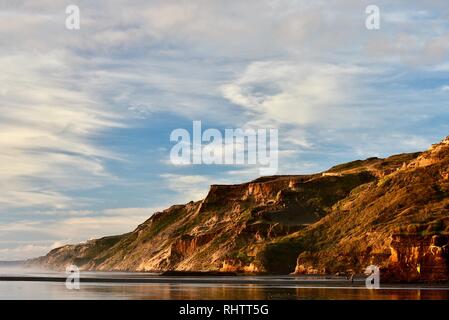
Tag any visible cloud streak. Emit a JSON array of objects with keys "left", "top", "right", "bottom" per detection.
[{"left": 0, "top": 51, "right": 124, "bottom": 209}]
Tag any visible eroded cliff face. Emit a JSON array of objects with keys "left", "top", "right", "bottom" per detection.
[
  {"left": 291, "top": 136, "right": 449, "bottom": 281},
  {"left": 28, "top": 136, "right": 449, "bottom": 282},
  {"left": 385, "top": 234, "right": 449, "bottom": 282},
  {"left": 29, "top": 169, "right": 377, "bottom": 273}
]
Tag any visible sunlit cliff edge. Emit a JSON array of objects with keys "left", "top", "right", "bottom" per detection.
[{"left": 28, "top": 137, "right": 449, "bottom": 282}]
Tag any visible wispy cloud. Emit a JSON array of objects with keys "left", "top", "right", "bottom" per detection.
[
  {"left": 0, "top": 207, "right": 160, "bottom": 260},
  {"left": 222, "top": 61, "right": 366, "bottom": 127},
  {"left": 0, "top": 242, "right": 65, "bottom": 261},
  {"left": 0, "top": 51, "right": 124, "bottom": 209},
  {"left": 159, "top": 174, "right": 211, "bottom": 202}
]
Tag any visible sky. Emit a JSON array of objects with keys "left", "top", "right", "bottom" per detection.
[{"left": 1, "top": 0, "right": 449, "bottom": 260}]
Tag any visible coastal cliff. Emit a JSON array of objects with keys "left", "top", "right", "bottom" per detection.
[
  {"left": 386, "top": 234, "right": 448, "bottom": 282},
  {"left": 29, "top": 136, "right": 449, "bottom": 282}
]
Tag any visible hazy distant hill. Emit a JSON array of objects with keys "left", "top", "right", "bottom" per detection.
[
  {"left": 29, "top": 137, "right": 449, "bottom": 282},
  {"left": 0, "top": 261, "right": 25, "bottom": 267}
]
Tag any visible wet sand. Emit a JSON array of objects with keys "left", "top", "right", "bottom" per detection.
[{"left": 1, "top": 267, "right": 449, "bottom": 299}]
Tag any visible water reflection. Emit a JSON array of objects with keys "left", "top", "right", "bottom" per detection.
[
  {"left": 1, "top": 267, "right": 448, "bottom": 300},
  {"left": 1, "top": 282, "right": 449, "bottom": 300}
]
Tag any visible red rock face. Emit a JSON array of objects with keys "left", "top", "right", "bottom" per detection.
[
  {"left": 169, "top": 232, "right": 216, "bottom": 260},
  {"left": 203, "top": 178, "right": 300, "bottom": 208},
  {"left": 386, "top": 234, "right": 449, "bottom": 282}
]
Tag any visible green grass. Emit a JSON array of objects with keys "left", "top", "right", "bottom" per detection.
[{"left": 257, "top": 237, "right": 307, "bottom": 274}]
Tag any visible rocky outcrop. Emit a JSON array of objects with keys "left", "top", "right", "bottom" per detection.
[
  {"left": 407, "top": 136, "right": 449, "bottom": 169},
  {"left": 220, "top": 260, "right": 259, "bottom": 273},
  {"left": 169, "top": 232, "right": 216, "bottom": 260},
  {"left": 385, "top": 234, "right": 449, "bottom": 282}
]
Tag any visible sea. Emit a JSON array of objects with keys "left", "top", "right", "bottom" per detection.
[{"left": 1, "top": 266, "right": 448, "bottom": 300}]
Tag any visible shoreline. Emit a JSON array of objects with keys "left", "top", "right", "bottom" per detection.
[{"left": 1, "top": 275, "right": 449, "bottom": 288}]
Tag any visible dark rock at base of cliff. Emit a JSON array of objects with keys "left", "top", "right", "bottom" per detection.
[{"left": 160, "top": 270, "right": 237, "bottom": 276}]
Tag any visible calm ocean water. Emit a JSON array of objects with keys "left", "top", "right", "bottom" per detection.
[{"left": 1, "top": 267, "right": 448, "bottom": 300}]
